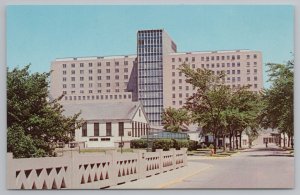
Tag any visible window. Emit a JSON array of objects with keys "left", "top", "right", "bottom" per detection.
[
  {"left": 178, "top": 58, "right": 182, "bottom": 62},
  {"left": 254, "top": 69, "right": 257, "bottom": 74},
  {"left": 106, "top": 122, "right": 112, "bottom": 136},
  {"left": 192, "top": 57, "right": 195, "bottom": 62},
  {"left": 80, "top": 77, "right": 84, "bottom": 81},
  {"left": 179, "top": 93, "right": 182, "bottom": 98},
  {"left": 94, "top": 123, "right": 99, "bottom": 136},
  {"left": 98, "top": 69, "right": 101, "bottom": 73},
  {"left": 89, "top": 76, "right": 93, "bottom": 81},
  {"left": 71, "top": 84, "right": 75, "bottom": 88},
  {"left": 115, "top": 75, "right": 119, "bottom": 80},
  {"left": 97, "top": 62, "right": 101, "bottom": 67},
  {"left": 106, "top": 69, "right": 110, "bottom": 73},
  {"left": 172, "top": 72, "right": 175, "bottom": 77},
  {"left": 115, "top": 61, "right": 119, "bottom": 66},
  {"left": 71, "top": 77, "right": 75, "bottom": 81},
  {"left": 192, "top": 64, "right": 195, "bottom": 68},
  {"left": 232, "top": 70, "right": 235, "bottom": 74},
  {"left": 63, "top": 77, "right": 67, "bottom": 82},
  {"left": 71, "top": 70, "right": 75, "bottom": 74},
  {"left": 124, "top": 75, "right": 128, "bottom": 79},
  {"left": 97, "top": 76, "right": 101, "bottom": 80},
  {"left": 237, "top": 55, "right": 240, "bottom": 60},
  {"left": 71, "top": 63, "right": 75, "bottom": 68},
  {"left": 247, "top": 77, "right": 251, "bottom": 81},
  {"left": 89, "top": 69, "right": 93, "bottom": 74},
  {"left": 89, "top": 63, "right": 93, "bottom": 67},
  {"left": 82, "top": 122, "right": 87, "bottom": 137},
  {"left": 254, "top": 54, "right": 257, "bottom": 59},
  {"left": 106, "top": 62, "right": 110, "bottom": 66},
  {"left": 254, "top": 84, "right": 258, "bottom": 88},
  {"left": 247, "top": 69, "right": 250, "bottom": 74},
  {"left": 124, "top": 61, "right": 128, "bottom": 65},
  {"left": 89, "top": 83, "right": 93, "bottom": 88},
  {"left": 254, "top": 76, "right": 258, "bottom": 81},
  {"left": 106, "top": 76, "right": 110, "bottom": 80},
  {"left": 172, "top": 58, "right": 175, "bottom": 62},
  {"left": 63, "top": 64, "right": 66, "bottom": 68},
  {"left": 119, "top": 122, "right": 124, "bottom": 136},
  {"left": 247, "top": 55, "right": 250, "bottom": 59},
  {"left": 172, "top": 94, "right": 176, "bottom": 98},
  {"left": 172, "top": 65, "right": 175, "bottom": 69},
  {"left": 106, "top": 83, "right": 110, "bottom": 87},
  {"left": 237, "top": 70, "right": 240, "bottom": 74},
  {"left": 179, "top": 79, "right": 182, "bottom": 83},
  {"left": 80, "top": 63, "right": 84, "bottom": 67},
  {"left": 124, "top": 68, "right": 128, "bottom": 73},
  {"left": 80, "top": 70, "right": 84, "bottom": 74},
  {"left": 115, "top": 68, "right": 119, "bottom": 73},
  {"left": 63, "top": 70, "right": 67, "bottom": 75}
]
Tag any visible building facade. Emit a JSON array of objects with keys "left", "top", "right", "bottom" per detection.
[
  {"left": 63, "top": 102, "right": 149, "bottom": 148},
  {"left": 50, "top": 29, "right": 263, "bottom": 127}
]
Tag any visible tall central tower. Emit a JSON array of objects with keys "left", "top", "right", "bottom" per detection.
[{"left": 137, "top": 29, "right": 177, "bottom": 126}]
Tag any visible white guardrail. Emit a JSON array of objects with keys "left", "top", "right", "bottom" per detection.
[{"left": 7, "top": 148, "right": 187, "bottom": 189}]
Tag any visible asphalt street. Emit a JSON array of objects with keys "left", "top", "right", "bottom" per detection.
[{"left": 165, "top": 144, "right": 294, "bottom": 189}]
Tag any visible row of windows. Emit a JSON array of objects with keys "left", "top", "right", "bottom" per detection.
[
  {"left": 62, "top": 68, "right": 129, "bottom": 75},
  {"left": 63, "top": 88, "right": 128, "bottom": 94},
  {"left": 171, "top": 54, "right": 257, "bottom": 63},
  {"left": 171, "top": 61, "right": 257, "bottom": 70},
  {"left": 62, "top": 82, "right": 128, "bottom": 89},
  {"left": 62, "top": 61, "right": 133, "bottom": 68},
  {"left": 62, "top": 74, "right": 129, "bottom": 81},
  {"left": 171, "top": 76, "right": 258, "bottom": 86},
  {"left": 64, "top": 94, "right": 132, "bottom": 101},
  {"left": 82, "top": 122, "right": 148, "bottom": 138}
]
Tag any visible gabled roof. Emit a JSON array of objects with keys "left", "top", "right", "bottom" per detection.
[{"left": 62, "top": 101, "right": 144, "bottom": 122}]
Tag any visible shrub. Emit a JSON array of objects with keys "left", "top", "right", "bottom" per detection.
[
  {"left": 208, "top": 144, "right": 214, "bottom": 149},
  {"left": 130, "top": 139, "right": 148, "bottom": 149},
  {"left": 188, "top": 140, "right": 198, "bottom": 151},
  {"left": 152, "top": 139, "right": 174, "bottom": 151}
]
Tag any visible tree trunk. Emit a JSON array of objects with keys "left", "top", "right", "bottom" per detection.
[
  {"left": 223, "top": 134, "right": 226, "bottom": 152},
  {"left": 213, "top": 134, "right": 217, "bottom": 154},
  {"left": 235, "top": 133, "right": 239, "bottom": 150},
  {"left": 229, "top": 133, "right": 232, "bottom": 151},
  {"left": 239, "top": 132, "right": 242, "bottom": 149},
  {"left": 291, "top": 136, "right": 294, "bottom": 149},
  {"left": 288, "top": 134, "right": 290, "bottom": 148},
  {"left": 283, "top": 133, "right": 286, "bottom": 148}
]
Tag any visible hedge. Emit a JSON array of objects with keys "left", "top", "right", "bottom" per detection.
[{"left": 130, "top": 139, "right": 148, "bottom": 149}]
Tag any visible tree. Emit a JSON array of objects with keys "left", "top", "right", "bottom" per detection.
[
  {"left": 260, "top": 60, "right": 294, "bottom": 148},
  {"left": 162, "top": 107, "right": 190, "bottom": 132},
  {"left": 7, "top": 65, "right": 82, "bottom": 158},
  {"left": 179, "top": 64, "right": 231, "bottom": 153}
]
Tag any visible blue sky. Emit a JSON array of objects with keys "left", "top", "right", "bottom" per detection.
[{"left": 7, "top": 5, "right": 294, "bottom": 88}]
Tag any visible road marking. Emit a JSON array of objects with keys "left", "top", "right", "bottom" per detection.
[{"left": 158, "top": 165, "right": 213, "bottom": 189}]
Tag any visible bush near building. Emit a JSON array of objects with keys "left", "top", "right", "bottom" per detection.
[
  {"left": 130, "top": 139, "right": 198, "bottom": 151},
  {"left": 130, "top": 139, "right": 148, "bottom": 149}
]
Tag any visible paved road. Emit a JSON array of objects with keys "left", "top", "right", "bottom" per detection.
[{"left": 165, "top": 144, "right": 294, "bottom": 189}]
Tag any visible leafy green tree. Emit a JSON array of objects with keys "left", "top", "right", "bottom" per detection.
[
  {"left": 162, "top": 107, "right": 190, "bottom": 132},
  {"left": 260, "top": 60, "right": 294, "bottom": 148},
  {"left": 7, "top": 65, "right": 82, "bottom": 158},
  {"left": 179, "top": 64, "right": 231, "bottom": 153}
]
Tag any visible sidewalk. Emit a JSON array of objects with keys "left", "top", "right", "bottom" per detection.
[{"left": 109, "top": 161, "right": 212, "bottom": 189}]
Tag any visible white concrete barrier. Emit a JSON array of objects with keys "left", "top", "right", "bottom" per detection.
[{"left": 7, "top": 148, "right": 187, "bottom": 189}]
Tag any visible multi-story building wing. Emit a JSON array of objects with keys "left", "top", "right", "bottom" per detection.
[
  {"left": 50, "top": 55, "right": 138, "bottom": 104},
  {"left": 50, "top": 29, "right": 263, "bottom": 127},
  {"left": 137, "top": 29, "right": 177, "bottom": 126},
  {"left": 164, "top": 50, "right": 263, "bottom": 108}
]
